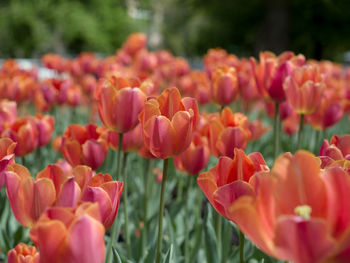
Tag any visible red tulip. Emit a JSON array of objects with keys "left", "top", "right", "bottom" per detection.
[
  {"left": 174, "top": 132, "right": 210, "bottom": 175},
  {"left": 97, "top": 76, "right": 146, "bottom": 133},
  {"left": 248, "top": 120, "right": 270, "bottom": 141},
  {"left": 122, "top": 33, "right": 147, "bottom": 57},
  {"left": 211, "top": 66, "right": 238, "bottom": 106},
  {"left": 0, "top": 100, "right": 17, "bottom": 133},
  {"left": 199, "top": 150, "right": 350, "bottom": 263},
  {"left": 319, "top": 135, "right": 350, "bottom": 169},
  {"left": 2, "top": 117, "right": 38, "bottom": 156},
  {"left": 138, "top": 87, "right": 199, "bottom": 159},
  {"left": 61, "top": 123, "right": 108, "bottom": 170},
  {"left": 0, "top": 138, "right": 16, "bottom": 189},
  {"left": 35, "top": 114, "right": 55, "bottom": 147},
  {"left": 30, "top": 202, "right": 105, "bottom": 263},
  {"left": 7, "top": 243, "right": 40, "bottom": 263},
  {"left": 284, "top": 65, "right": 324, "bottom": 114},
  {"left": 208, "top": 107, "right": 251, "bottom": 158}
]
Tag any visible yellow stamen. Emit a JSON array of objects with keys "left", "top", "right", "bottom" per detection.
[{"left": 294, "top": 205, "right": 312, "bottom": 220}]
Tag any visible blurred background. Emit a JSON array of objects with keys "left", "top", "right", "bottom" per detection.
[{"left": 1, "top": 0, "right": 350, "bottom": 61}]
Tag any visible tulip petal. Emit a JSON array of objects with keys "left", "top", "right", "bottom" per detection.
[{"left": 56, "top": 178, "right": 81, "bottom": 208}]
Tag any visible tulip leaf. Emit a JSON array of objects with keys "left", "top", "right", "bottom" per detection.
[
  {"left": 112, "top": 247, "right": 122, "bottom": 263},
  {"left": 203, "top": 204, "right": 219, "bottom": 263},
  {"left": 162, "top": 244, "right": 173, "bottom": 263}
]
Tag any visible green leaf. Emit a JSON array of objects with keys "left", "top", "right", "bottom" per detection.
[
  {"left": 203, "top": 204, "right": 219, "bottom": 263},
  {"left": 162, "top": 244, "right": 173, "bottom": 263},
  {"left": 112, "top": 247, "right": 123, "bottom": 263}
]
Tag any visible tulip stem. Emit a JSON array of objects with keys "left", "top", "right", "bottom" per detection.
[
  {"left": 297, "top": 114, "right": 305, "bottom": 150},
  {"left": 239, "top": 230, "right": 245, "bottom": 263},
  {"left": 141, "top": 159, "right": 151, "bottom": 258},
  {"left": 105, "top": 133, "right": 124, "bottom": 263},
  {"left": 155, "top": 158, "right": 169, "bottom": 263},
  {"left": 216, "top": 214, "right": 222, "bottom": 261},
  {"left": 184, "top": 175, "right": 192, "bottom": 263},
  {"left": 122, "top": 152, "right": 130, "bottom": 259},
  {"left": 115, "top": 133, "right": 123, "bottom": 180},
  {"left": 273, "top": 102, "right": 280, "bottom": 159}
]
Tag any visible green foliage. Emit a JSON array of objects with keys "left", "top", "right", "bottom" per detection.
[{"left": 0, "top": 0, "right": 140, "bottom": 57}]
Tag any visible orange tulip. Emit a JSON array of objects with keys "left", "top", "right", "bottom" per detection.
[
  {"left": 0, "top": 100, "right": 17, "bottom": 133},
  {"left": 250, "top": 51, "right": 304, "bottom": 101},
  {"left": 248, "top": 120, "right": 270, "bottom": 141},
  {"left": 197, "top": 148, "right": 268, "bottom": 218},
  {"left": 208, "top": 107, "right": 251, "bottom": 158},
  {"left": 81, "top": 172, "right": 123, "bottom": 229},
  {"left": 211, "top": 66, "right": 238, "bottom": 106},
  {"left": 199, "top": 150, "right": 350, "bottom": 263},
  {"left": 2, "top": 117, "right": 38, "bottom": 156},
  {"left": 138, "top": 87, "right": 199, "bottom": 159},
  {"left": 30, "top": 202, "right": 105, "bottom": 263},
  {"left": 102, "top": 124, "right": 143, "bottom": 153},
  {"left": 97, "top": 76, "right": 146, "bottom": 133},
  {"left": 122, "top": 33, "right": 147, "bottom": 57},
  {"left": 5, "top": 164, "right": 80, "bottom": 227},
  {"left": 7, "top": 243, "right": 40, "bottom": 263},
  {"left": 284, "top": 65, "right": 324, "bottom": 114},
  {"left": 0, "top": 138, "right": 16, "bottom": 188},
  {"left": 174, "top": 132, "right": 210, "bottom": 175},
  {"left": 61, "top": 123, "right": 108, "bottom": 170},
  {"left": 35, "top": 113, "right": 55, "bottom": 147},
  {"left": 319, "top": 134, "right": 350, "bottom": 169}
]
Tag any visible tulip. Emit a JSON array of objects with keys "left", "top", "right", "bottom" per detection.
[
  {"left": 284, "top": 65, "right": 324, "bottom": 115},
  {"left": 30, "top": 202, "right": 105, "bottom": 263},
  {"left": 248, "top": 120, "right": 270, "bottom": 141},
  {"left": 200, "top": 150, "right": 350, "bottom": 263},
  {"left": 80, "top": 171, "right": 123, "bottom": 229},
  {"left": 61, "top": 123, "right": 108, "bottom": 170},
  {"left": 319, "top": 134, "right": 350, "bottom": 169},
  {"left": 211, "top": 66, "right": 238, "bottom": 106},
  {"left": 35, "top": 114, "right": 55, "bottom": 147},
  {"left": 102, "top": 124, "right": 143, "bottom": 153},
  {"left": 208, "top": 107, "right": 251, "bottom": 158},
  {"left": 0, "top": 138, "right": 16, "bottom": 188},
  {"left": 174, "top": 132, "right": 210, "bottom": 175},
  {"left": 97, "top": 76, "right": 146, "bottom": 133},
  {"left": 0, "top": 100, "right": 17, "bottom": 133},
  {"left": 139, "top": 87, "right": 199, "bottom": 159},
  {"left": 2, "top": 117, "right": 38, "bottom": 156},
  {"left": 122, "top": 33, "right": 147, "bottom": 57},
  {"left": 7, "top": 243, "right": 40, "bottom": 263},
  {"left": 5, "top": 164, "right": 79, "bottom": 227}
]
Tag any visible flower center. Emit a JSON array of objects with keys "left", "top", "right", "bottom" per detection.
[{"left": 294, "top": 205, "right": 312, "bottom": 220}]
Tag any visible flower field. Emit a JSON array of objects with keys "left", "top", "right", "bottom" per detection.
[{"left": 0, "top": 33, "right": 349, "bottom": 263}]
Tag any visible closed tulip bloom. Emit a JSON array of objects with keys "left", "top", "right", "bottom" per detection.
[
  {"left": 208, "top": 107, "right": 251, "bottom": 158},
  {"left": 80, "top": 172, "right": 123, "bottom": 229},
  {"left": 138, "top": 87, "right": 199, "bottom": 159},
  {"left": 211, "top": 66, "right": 238, "bottom": 106},
  {"left": 30, "top": 202, "right": 105, "bottom": 263},
  {"left": 102, "top": 124, "right": 143, "bottom": 153},
  {"left": 284, "top": 65, "right": 324, "bottom": 114},
  {"left": 2, "top": 117, "right": 38, "bottom": 156},
  {"left": 248, "top": 120, "right": 270, "bottom": 141},
  {"left": 8, "top": 243, "right": 40, "bottom": 263},
  {"left": 0, "top": 138, "right": 16, "bottom": 188},
  {"left": 174, "top": 132, "right": 210, "bottom": 175},
  {"left": 61, "top": 123, "right": 108, "bottom": 170},
  {"left": 122, "top": 33, "right": 147, "bottom": 57},
  {"left": 0, "top": 100, "right": 17, "bottom": 133},
  {"left": 97, "top": 76, "right": 146, "bottom": 133},
  {"left": 35, "top": 114, "right": 55, "bottom": 147}
]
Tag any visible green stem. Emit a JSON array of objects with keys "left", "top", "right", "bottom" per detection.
[
  {"left": 21, "top": 156, "right": 26, "bottom": 167},
  {"left": 184, "top": 176, "right": 192, "bottom": 263},
  {"left": 216, "top": 214, "right": 222, "bottom": 261},
  {"left": 141, "top": 159, "right": 151, "bottom": 258},
  {"left": 176, "top": 174, "right": 183, "bottom": 202},
  {"left": 313, "top": 129, "right": 321, "bottom": 154},
  {"left": 273, "top": 102, "right": 280, "bottom": 159},
  {"left": 155, "top": 158, "right": 169, "bottom": 263},
  {"left": 105, "top": 132, "right": 123, "bottom": 263},
  {"left": 297, "top": 114, "right": 305, "bottom": 150},
  {"left": 115, "top": 133, "right": 123, "bottom": 180},
  {"left": 239, "top": 230, "right": 245, "bottom": 263},
  {"left": 36, "top": 147, "right": 41, "bottom": 172},
  {"left": 122, "top": 152, "right": 130, "bottom": 258}
]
